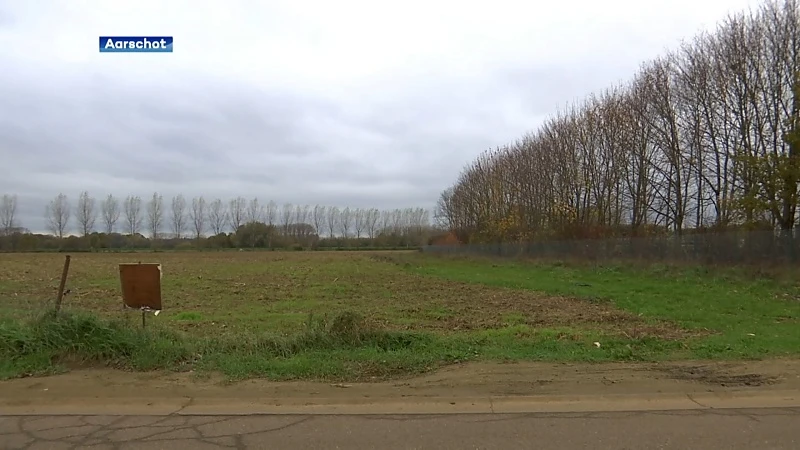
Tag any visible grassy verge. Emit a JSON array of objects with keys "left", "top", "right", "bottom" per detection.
[
  {"left": 0, "top": 310, "right": 683, "bottom": 381},
  {"left": 403, "top": 255, "right": 800, "bottom": 359}
]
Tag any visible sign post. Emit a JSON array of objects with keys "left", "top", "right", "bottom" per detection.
[
  {"left": 54, "top": 255, "right": 71, "bottom": 316},
  {"left": 119, "top": 262, "right": 162, "bottom": 328}
]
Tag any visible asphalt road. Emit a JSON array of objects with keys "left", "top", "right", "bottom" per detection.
[{"left": 2, "top": 408, "right": 800, "bottom": 450}]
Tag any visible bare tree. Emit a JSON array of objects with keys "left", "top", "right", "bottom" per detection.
[
  {"left": 366, "top": 208, "right": 380, "bottom": 239},
  {"left": 340, "top": 207, "right": 352, "bottom": 238},
  {"left": 312, "top": 205, "right": 326, "bottom": 236},
  {"left": 147, "top": 192, "right": 164, "bottom": 239},
  {"left": 265, "top": 200, "right": 277, "bottom": 226},
  {"left": 326, "top": 206, "right": 339, "bottom": 238},
  {"left": 295, "top": 204, "right": 310, "bottom": 226},
  {"left": 228, "top": 196, "right": 246, "bottom": 231},
  {"left": 379, "top": 209, "right": 391, "bottom": 234},
  {"left": 0, "top": 194, "right": 18, "bottom": 235},
  {"left": 208, "top": 198, "right": 227, "bottom": 235},
  {"left": 434, "top": 188, "right": 454, "bottom": 229},
  {"left": 45, "top": 193, "right": 71, "bottom": 238},
  {"left": 281, "top": 203, "right": 293, "bottom": 235},
  {"left": 247, "top": 197, "right": 263, "bottom": 223},
  {"left": 75, "top": 191, "right": 97, "bottom": 237},
  {"left": 171, "top": 194, "right": 187, "bottom": 238},
  {"left": 431, "top": 2, "right": 800, "bottom": 244},
  {"left": 101, "top": 194, "right": 120, "bottom": 234},
  {"left": 390, "top": 209, "right": 403, "bottom": 235},
  {"left": 123, "top": 195, "right": 143, "bottom": 236},
  {"left": 406, "top": 207, "right": 430, "bottom": 244},
  {"left": 190, "top": 196, "right": 207, "bottom": 239},
  {"left": 353, "top": 208, "right": 366, "bottom": 238}
]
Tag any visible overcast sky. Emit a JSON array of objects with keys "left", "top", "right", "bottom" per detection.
[{"left": 0, "top": 0, "right": 761, "bottom": 233}]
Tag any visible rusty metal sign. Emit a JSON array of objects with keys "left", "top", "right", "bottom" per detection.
[{"left": 119, "top": 263, "right": 162, "bottom": 311}]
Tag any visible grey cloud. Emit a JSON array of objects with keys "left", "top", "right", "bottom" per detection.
[
  {"left": 1, "top": 69, "right": 482, "bottom": 231},
  {"left": 0, "top": 0, "right": 746, "bottom": 233},
  {"left": 0, "top": 59, "right": 630, "bottom": 233}
]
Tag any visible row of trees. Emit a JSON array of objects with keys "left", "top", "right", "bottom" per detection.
[
  {"left": 436, "top": 0, "right": 800, "bottom": 243},
  {"left": 0, "top": 192, "right": 435, "bottom": 250}
]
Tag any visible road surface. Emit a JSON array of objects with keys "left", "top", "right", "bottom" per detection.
[
  {"left": 2, "top": 408, "right": 800, "bottom": 449},
  {"left": 3, "top": 361, "right": 800, "bottom": 449}
]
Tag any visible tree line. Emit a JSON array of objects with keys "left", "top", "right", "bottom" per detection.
[
  {"left": 0, "top": 192, "right": 435, "bottom": 251},
  {"left": 435, "top": 0, "right": 800, "bottom": 244}
]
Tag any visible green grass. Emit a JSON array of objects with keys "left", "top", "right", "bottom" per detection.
[
  {"left": 0, "top": 310, "right": 671, "bottom": 381},
  {"left": 405, "top": 256, "right": 800, "bottom": 359},
  {"left": 2, "top": 251, "right": 800, "bottom": 381}
]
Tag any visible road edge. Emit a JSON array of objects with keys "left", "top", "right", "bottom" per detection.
[{"left": 2, "top": 390, "right": 799, "bottom": 416}]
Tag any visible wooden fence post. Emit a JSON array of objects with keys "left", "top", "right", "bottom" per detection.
[{"left": 54, "top": 255, "right": 71, "bottom": 316}]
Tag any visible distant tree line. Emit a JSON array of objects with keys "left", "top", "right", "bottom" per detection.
[
  {"left": 0, "top": 192, "right": 437, "bottom": 251},
  {"left": 435, "top": 0, "right": 800, "bottom": 244}
]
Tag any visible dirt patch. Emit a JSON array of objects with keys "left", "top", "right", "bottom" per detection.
[
  {"left": 393, "top": 285, "right": 696, "bottom": 339},
  {"left": 659, "top": 364, "right": 781, "bottom": 387},
  {"left": 369, "top": 254, "right": 700, "bottom": 340}
]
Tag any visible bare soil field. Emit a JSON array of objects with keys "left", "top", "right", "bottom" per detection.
[
  {"left": 0, "top": 251, "right": 691, "bottom": 339},
  {"left": 1, "top": 250, "right": 799, "bottom": 381}
]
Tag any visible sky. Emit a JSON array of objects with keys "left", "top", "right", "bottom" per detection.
[{"left": 0, "top": 0, "right": 763, "bottom": 233}]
